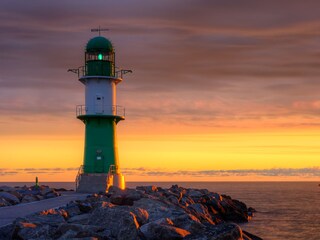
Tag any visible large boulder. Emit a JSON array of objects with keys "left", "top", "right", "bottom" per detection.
[
  {"left": 187, "top": 203, "right": 215, "bottom": 224},
  {"left": 0, "top": 192, "right": 20, "bottom": 205},
  {"left": 64, "top": 202, "right": 82, "bottom": 218},
  {"left": 171, "top": 213, "right": 206, "bottom": 234},
  {"left": 77, "top": 201, "right": 93, "bottom": 213},
  {"left": 0, "top": 197, "right": 11, "bottom": 207},
  {"left": 0, "top": 186, "right": 15, "bottom": 192},
  {"left": 219, "top": 196, "right": 249, "bottom": 222},
  {"left": 12, "top": 221, "right": 56, "bottom": 240},
  {"left": 67, "top": 213, "right": 91, "bottom": 224},
  {"left": 21, "top": 195, "right": 37, "bottom": 203},
  {"left": 140, "top": 218, "right": 191, "bottom": 240},
  {"left": 109, "top": 188, "right": 142, "bottom": 206},
  {"left": 207, "top": 223, "right": 243, "bottom": 240},
  {"left": 88, "top": 202, "right": 139, "bottom": 240},
  {"left": 23, "top": 209, "right": 66, "bottom": 225},
  {"left": 132, "top": 207, "right": 149, "bottom": 225},
  {"left": 40, "top": 187, "right": 53, "bottom": 196},
  {"left": 0, "top": 224, "right": 14, "bottom": 240},
  {"left": 133, "top": 197, "right": 185, "bottom": 222},
  {"left": 7, "top": 191, "right": 22, "bottom": 201},
  {"left": 55, "top": 223, "right": 105, "bottom": 239}
]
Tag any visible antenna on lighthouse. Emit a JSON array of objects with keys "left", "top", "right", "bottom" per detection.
[{"left": 91, "top": 26, "right": 109, "bottom": 36}]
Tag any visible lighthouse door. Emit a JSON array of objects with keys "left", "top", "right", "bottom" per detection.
[{"left": 95, "top": 95, "right": 104, "bottom": 114}]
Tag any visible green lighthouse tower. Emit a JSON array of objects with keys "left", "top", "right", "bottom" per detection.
[{"left": 73, "top": 34, "right": 130, "bottom": 193}]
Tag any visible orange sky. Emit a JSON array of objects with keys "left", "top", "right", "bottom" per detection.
[{"left": 0, "top": 1, "right": 319, "bottom": 182}]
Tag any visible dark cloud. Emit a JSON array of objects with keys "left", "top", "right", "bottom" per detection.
[{"left": 0, "top": 0, "right": 320, "bottom": 125}]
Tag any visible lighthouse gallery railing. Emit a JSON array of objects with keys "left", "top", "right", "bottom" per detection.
[
  {"left": 70, "top": 65, "right": 131, "bottom": 79},
  {"left": 76, "top": 105, "right": 125, "bottom": 117}
]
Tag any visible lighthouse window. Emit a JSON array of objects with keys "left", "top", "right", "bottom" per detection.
[
  {"left": 86, "top": 52, "right": 115, "bottom": 62},
  {"left": 97, "top": 97, "right": 101, "bottom": 100}
]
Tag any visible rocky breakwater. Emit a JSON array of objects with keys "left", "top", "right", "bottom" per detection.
[
  {"left": 0, "top": 185, "right": 261, "bottom": 240},
  {"left": 0, "top": 185, "right": 61, "bottom": 207}
]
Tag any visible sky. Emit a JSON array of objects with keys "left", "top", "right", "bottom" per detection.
[{"left": 0, "top": 0, "right": 319, "bottom": 182}]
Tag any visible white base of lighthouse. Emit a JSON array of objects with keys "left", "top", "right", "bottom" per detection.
[{"left": 107, "top": 173, "right": 126, "bottom": 190}]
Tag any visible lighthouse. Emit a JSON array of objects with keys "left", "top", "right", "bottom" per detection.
[{"left": 71, "top": 33, "right": 130, "bottom": 193}]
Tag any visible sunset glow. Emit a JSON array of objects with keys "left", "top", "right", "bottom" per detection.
[{"left": 0, "top": 1, "right": 319, "bottom": 182}]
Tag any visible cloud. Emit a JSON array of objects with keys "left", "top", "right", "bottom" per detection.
[
  {"left": 0, "top": 166, "right": 318, "bottom": 181},
  {"left": 1, "top": 167, "right": 318, "bottom": 178},
  {"left": 0, "top": 0, "right": 320, "bottom": 129},
  {"left": 122, "top": 167, "right": 320, "bottom": 178},
  {"left": 0, "top": 168, "right": 78, "bottom": 176}
]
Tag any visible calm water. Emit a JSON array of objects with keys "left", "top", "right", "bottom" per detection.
[{"left": 1, "top": 182, "right": 319, "bottom": 240}]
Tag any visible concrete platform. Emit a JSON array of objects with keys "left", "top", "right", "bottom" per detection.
[
  {"left": 76, "top": 173, "right": 108, "bottom": 193},
  {"left": 0, "top": 191, "right": 88, "bottom": 227}
]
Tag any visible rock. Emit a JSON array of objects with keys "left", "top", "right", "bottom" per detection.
[
  {"left": 45, "top": 192, "right": 60, "bottom": 198},
  {"left": 78, "top": 201, "right": 93, "bottom": 213},
  {"left": 248, "top": 207, "right": 257, "bottom": 213},
  {"left": 57, "top": 229, "right": 77, "bottom": 239},
  {"left": 187, "top": 189, "right": 203, "bottom": 198},
  {"left": 8, "top": 191, "right": 22, "bottom": 201},
  {"left": 243, "top": 230, "right": 264, "bottom": 240},
  {"left": 107, "top": 185, "right": 122, "bottom": 194},
  {"left": 88, "top": 203, "right": 139, "bottom": 240},
  {"left": 67, "top": 213, "right": 91, "bottom": 224},
  {"left": 220, "top": 198, "right": 249, "bottom": 222},
  {"left": 136, "top": 185, "right": 158, "bottom": 193},
  {"left": 0, "top": 197, "right": 11, "bottom": 207},
  {"left": 140, "top": 220, "right": 191, "bottom": 240},
  {"left": 0, "top": 223, "right": 14, "bottom": 240},
  {"left": 0, "top": 192, "right": 20, "bottom": 205},
  {"left": 110, "top": 188, "right": 142, "bottom": 206},
  {"left": 64, "top": 202, "right": 82, "bottom": 217},
  {"left": 41, "top": 187, "right": 53, "bottom": 196},
  {"left": 13, "top": 221, "right": 56, "bottom": 240},
  {"left": 110, "top": 193, "right": 134, "bottom": 206},
  {"left": 167, "top": 195, "right": 180, "bottom": 205},
  {"left": 180, "top": 195, "right": 195, "bottom": 206},
  {"left": 132, "top": 207, "right": 149, "bottom": 225},
  {"left": 23, "top": 209, "right": 66, "bottom": 225},
  {"left": 187, "top": 203, "right": 215, "bottom": 224},
  {"left": 206, "top": 223, "right": 243, "bottom": 240},
  {"left": 171, "top": 213, "right": 206, "bottom": 234},
  {"left": 55, "top": 223, "right": 104, "bottom": 238},
  {"left": 124, "top": 188, "right": 142, "bottom": 201},
  {"left": 54, "top": 188, "right": 69, "bottom": 192},
  {"left": 0, "top": 186, "right": 15, "bottom": 192},
  {"left": 133, "top": 198, "right": 185, "bottom": 222},
  {"left": 21, "top": 195, "right": 38, "bottom": 203}
]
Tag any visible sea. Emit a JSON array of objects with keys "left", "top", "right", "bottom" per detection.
[{"left": 1, "top": 181, "right": 319, "bottom": 240}]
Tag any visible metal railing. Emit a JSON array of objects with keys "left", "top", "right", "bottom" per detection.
[
  {"left": 75, "top": 165, "right": 84, "bottom": 191},
  {"left": 68, "top": 66, "right": 132, "bottom": 79},
  {"left": 106, "top": 164, "right": 116, "bottom": 190},
  {"left": 76, "top": 105, "right": 125, "bottom": 117}
]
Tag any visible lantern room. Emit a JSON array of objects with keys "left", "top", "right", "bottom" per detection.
[{"left": 85, "top": 36, "right": 115, "bottom": 76}]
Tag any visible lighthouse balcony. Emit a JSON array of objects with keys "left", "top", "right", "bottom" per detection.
[
  {"left": 76, "top": 105, "right": 125, "bottom": 119},
  {"left": 70, "top": 66, "right": 131, "bottom": 82}
]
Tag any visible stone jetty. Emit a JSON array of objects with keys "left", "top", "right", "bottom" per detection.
[
  {"left": 0, "top": 185, "right": 61, "bottom": 207},
  {"left": 0, "top": 185, "right": 262, "bottom": 240}
]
